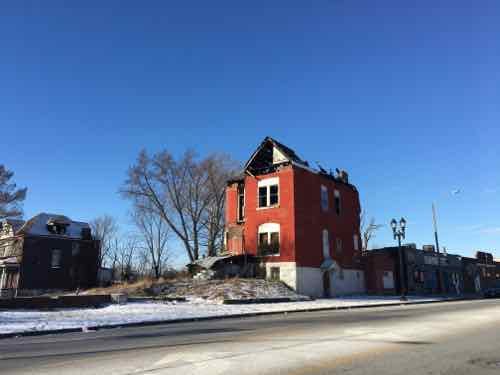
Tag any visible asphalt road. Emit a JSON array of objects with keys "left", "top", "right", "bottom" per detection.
[{"left": 1, "top": 299, "right": 499, "bottom": 374}]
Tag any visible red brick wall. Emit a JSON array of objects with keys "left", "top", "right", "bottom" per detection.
[
  {"left": 293, "top": 167, "right": 361, "bottom": 269},
  {"left": 239, "top": 167, "right": 296, "bottom": 262},
  {"left": 363, "top": 252, "right": 396, "bottom": 294},
  {"left": 225, "top": 164, "right": 362, "bottom": 269}
]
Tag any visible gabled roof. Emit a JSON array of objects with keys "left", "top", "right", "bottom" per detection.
[
  {"left": 244, "top": 136, "right": 309, "bottom": 174},
  {"left": 17, "top": 213, "right": 91, "bottom": 239}
]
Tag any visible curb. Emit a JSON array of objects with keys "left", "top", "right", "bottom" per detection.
[{"left": 0, "top": 297, "right": 468, "bottom": 340}]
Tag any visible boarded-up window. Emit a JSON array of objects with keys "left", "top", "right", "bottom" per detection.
[
  {"left": 336, "top": 238, "right": 343, "bottom": 253},
  {"left": 383, "top": 271, "right": 394, "bottom": 289},
  {"left": 51, "top": 249, "right": 62, "bottom": 269},
  {"left": 270, "top": 267, "right": 280, "bottom": 281},
  {"left": 334, "top": 190, "right": 341, "bottom": 215},
  {"left": 321, "top": 185, "right": 328, "bottom": 212}
]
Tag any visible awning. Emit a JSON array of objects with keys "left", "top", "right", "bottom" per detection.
[
  {"left": 320, "top": 258, "right": 339, "bottom": 272},
  {"left": 190, "top": 255, "right": 233, "bottom": 270}
]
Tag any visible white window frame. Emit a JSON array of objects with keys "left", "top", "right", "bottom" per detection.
[
  {"left": 257, "top": 177, "right": 279, "bottom": 209},
  {"left": 322, "top": 229, "right": 330, "bottom": 260},
  {"left": 321, "top": 185, "right": 329, "bottom": 212},
  {"left": 258, "top": 223, "right": 280, "bottom": 256}
]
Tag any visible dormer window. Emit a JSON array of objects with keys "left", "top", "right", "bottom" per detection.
[
  {"left": 48, "top": 224, "right": 66, "bottom": 235},
  {"left": 46, "top": 217, "right": 70, "bottom": 235}
]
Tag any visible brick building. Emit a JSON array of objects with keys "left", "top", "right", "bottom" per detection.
[
  {"left": 225, "top": 137, "right": 364, "bottom": 297},
  {"left": 364, "top": 245, "right": 464, "bottom": 296},
  {"left": 0, "top": 213, "right": 100, "bottom": 297}
]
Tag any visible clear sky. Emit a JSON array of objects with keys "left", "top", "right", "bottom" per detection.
[{"left": 1, "top": 1, "right": 498, "bottom": 262}]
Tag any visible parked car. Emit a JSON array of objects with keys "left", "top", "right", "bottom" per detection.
[{"left": 483, "top": 288, "right": 500, "bottom": 298}]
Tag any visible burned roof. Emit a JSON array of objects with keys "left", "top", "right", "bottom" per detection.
[
  {"left": 17, "top": 213, "right": 92, "bottom": 239},
  {"left": 237, "top": 136, "right": 355, "bottom": 189},
  {"left": 243, "top": 136, "right": 309, "bottom": 175}
]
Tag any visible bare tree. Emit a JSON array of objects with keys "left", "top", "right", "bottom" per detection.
[
  {"left": 117, "top": 236, "right": 138, "bottom": 281},
  {"left": 0, "top": 165, "right": 27, "bottom": 219},
  {"left": 133, "top": 208, "right": 170, "bottom": 279},
  {"left": 121, "top": 150, "right": 238, "bottom": 262},
  {"left": 90, "top": 215, "right": 118, "bottom": 268},
  {"left": 201, "top": 154, "right": 240, "bottom": 256},
  {"left": 361, "top": 211, "right": 384, "bottom": 252}
]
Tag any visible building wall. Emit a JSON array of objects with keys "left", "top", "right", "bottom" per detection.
[
  {"left": 227, "top": 167, "right": 297, "bottom": 263},
  {"left": 19, "top": 236, "right": 99, "bottom": 290},
  {"left": 363, "top": 251, "right": 397, "bottom": 294},
  {"left": 226, "top": 164, "right": 364, "bottom": 297},
  {"left": 293, "top": 167, "right": 362, "bottom": 270},
  {"left": 263, "top": 261, "right": 365, "bottom": 298},
  {"left": 265, "top": 261, "right": 297, "bottom": 290}
]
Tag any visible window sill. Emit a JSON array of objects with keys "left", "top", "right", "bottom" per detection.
[{"left": 256, "top": 205, "right": 280, "bottom": 211}]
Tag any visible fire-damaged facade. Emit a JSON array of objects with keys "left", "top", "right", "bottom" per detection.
[
  {"left": 225, "top": 137, "right": 364, "bottom": 297},
  {"left": 0, "top": 213, "right": 100, "bottom": 297}
]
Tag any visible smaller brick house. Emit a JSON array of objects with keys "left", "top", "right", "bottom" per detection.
[
  {"left": 0, "top": 213, "right": 100, "bottom": 297},
  {"left": 364, "top": 245, "right": 464, "bottom": 296}
]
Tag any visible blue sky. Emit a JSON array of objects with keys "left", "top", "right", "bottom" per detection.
[{"left": 1, "top": 1, "right": 498, "bottom": 262}]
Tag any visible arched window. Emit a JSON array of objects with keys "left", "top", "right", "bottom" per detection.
[
  {"left": 322, "top": 229, "right": 330, "bottom": 259},
  {"left": 258, "top": 223, "right": 280, "bottom": 256}
]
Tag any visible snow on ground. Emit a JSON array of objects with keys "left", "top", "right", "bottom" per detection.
[{"left": 0, "top": 296, "right": 447, "bottom": 335}]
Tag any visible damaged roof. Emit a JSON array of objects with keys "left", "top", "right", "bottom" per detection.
[
  {"left": 17, "top": 213, "right": 91, "bottom": 239},
  {"left": 236, "top": 137, "right": 354, "bottom": 189},
  {"left": 243, "top": 136, "right": 309, "bottom": 174}
]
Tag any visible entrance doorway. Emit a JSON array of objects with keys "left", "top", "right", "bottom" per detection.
[{"left": 323, "top": 271, "right": 331, "bottom": 297}]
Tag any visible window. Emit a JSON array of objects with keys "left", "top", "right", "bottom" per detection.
[
  {"left": 270, "top": 232, "right": 279, "bottom": 247},
  {"left": 72, "top": 243, "right": 80, "bottom": 256},
  {"left": 269, "top": 185, "right": 279, "bottom": 206},
  {"left": 237, "top": 186, "right": 245, "bottom": 222},
  {"left": 320, "top": 185, "right": 329, "bottom": 212},
  {"left": 51, "top": 249, "right": 62, "bottom": 269},
  {"left": 322, "top": 229, "right": 330, "bottom": 259},
  {"left": 353, "top": 234, "right": 359, "bottom": 251},
  {"left": 336, "top": 238, "right": 343, "bottom": 253},
  {"left": 257, "top": 178, "right": 279, "bottom": 208},
  {"left": 258, "top": 187, "right": 268, "bottom": 208},
  {"left": 270, "top": 267, "right": 280, "bottom": 281},
  {"left": 258, "top": 223, "right": 280, "bottom": 256},
  {"left": 259, "top": 232, "right": 269, "bottom": 246},
  {"left": 334, "top": 190, "right": 341, "bottom": 215}
]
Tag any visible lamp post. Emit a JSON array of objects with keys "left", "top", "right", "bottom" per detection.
[{"left": 391, "top": 217, "right": 407, "bottom": 301}]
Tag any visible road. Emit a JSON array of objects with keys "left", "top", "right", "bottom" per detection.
[{"left": 0, "top": 299, "right": 499, "bottom": 374}]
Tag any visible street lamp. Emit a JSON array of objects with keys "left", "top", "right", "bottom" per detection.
[{"left": 391, "top": 217, "right": 408, "bottom": 301}]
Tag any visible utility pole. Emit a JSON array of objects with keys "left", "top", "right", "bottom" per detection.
[{"left": 432, "top": 203, "right": 443, "bottom": 294}]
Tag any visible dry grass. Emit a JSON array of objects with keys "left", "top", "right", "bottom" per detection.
[{"left": 82, "top": 277, "right": 305, "bottom": 302}]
